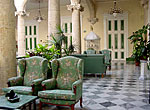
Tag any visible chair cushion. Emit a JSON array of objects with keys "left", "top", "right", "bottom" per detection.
[
  {"left": 39, "top": 98, "right": 76, "bottom": 105},
  {"left": 2, "top": 86, "right": 32, "bottom": 95},
  {"left": 38, "top": 90, "right": 76, "bottom": 101}
]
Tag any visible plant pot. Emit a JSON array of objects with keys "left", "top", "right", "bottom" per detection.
[
  {"left": 135, "top": 61, "right": 140, "bottom": 66},
  {"left": 47, "top": 68, "right": 52, "bottom": 79}
]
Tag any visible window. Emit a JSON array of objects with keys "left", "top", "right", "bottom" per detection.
[
  {"left": 108, "top": 20, "right": 111, "bottom": 31},
  {"left": 108, "top": 34, "right": 111, "bottom": 49},
  {"left": 65, "top": 23, "right": 68, "bottom": 33},
  {"left": 114, "top": 20, "right": 118, "bottom": 31},
  {"left": 25, "top": 23, "right": 38, "bottom": 51},
  {"left": 70, "top": 23, "right": 72, "bottom": 33},
  {"left": 115, "top": 34, "right": 118, "bottom": 49},
  {"left": 29, "top": 26, "right": 32, "bottom": 35},
  {"left": 121, "top": 20, "right": 124, "bottom": 30}
]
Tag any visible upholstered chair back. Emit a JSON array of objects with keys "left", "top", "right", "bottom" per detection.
[
  {"left": 18, "top": 56, "right": 48, "bottom": 86},
  {"left": 51, "top": 56, "right": 83, "bottom": 90},
  {"left": 100, "top": 50, "right": 111, "bottom": 64}
]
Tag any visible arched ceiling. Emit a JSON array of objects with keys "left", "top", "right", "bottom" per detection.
[
  {"left": 26, "top": 0, "right": 140, "bottom": 10},
  {"left": 26, "top": 0, "right": 71, "bottom": 10}
]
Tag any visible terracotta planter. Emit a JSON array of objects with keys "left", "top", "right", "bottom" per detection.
[{"left": 135, "top": 61, "right": 140, "bottom": 66}]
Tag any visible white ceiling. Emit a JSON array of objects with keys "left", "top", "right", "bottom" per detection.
[
  {"left": 26, "top": 0, "right": 136, "bottom": 10},
  {"left": 26, "top": 0, "right": 71, "bottom": 10}
]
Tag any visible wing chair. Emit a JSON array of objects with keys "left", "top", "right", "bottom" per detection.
[
  {"left": 100, "top": 49, "right": 111, "bottom": 70},
  {"left": 2, "top": 56, "right": 48, "bottom": 96},
  {"left": 38, "top": 56, "right": 84, "bottom": 110}
]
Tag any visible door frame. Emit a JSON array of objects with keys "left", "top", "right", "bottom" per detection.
[{"left": 103, "top": 13, "right": 128, "bottom": 60}]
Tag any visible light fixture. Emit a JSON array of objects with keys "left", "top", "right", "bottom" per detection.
[
  {"left": 35, "top": 0, "right": 44, "bottom": 23},
  {"left": 109, "top": 0, "right": 123, "bottom": 17}
]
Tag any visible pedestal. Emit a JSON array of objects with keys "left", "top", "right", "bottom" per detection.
[{"left": 139, "top": 60, "right": 148, "bottom": 80}]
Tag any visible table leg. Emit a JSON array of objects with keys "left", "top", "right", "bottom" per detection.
[
  {"left": 29, "top": 102, "right": 31, "bottom": 110},
  {"left": 34, "top": 100, "right": 36, "bottom": 110},
  {"left": 23, "top": 105, "right": 26, "bottom": 110}
]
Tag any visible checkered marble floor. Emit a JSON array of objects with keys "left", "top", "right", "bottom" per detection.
[{"left": 39, "top": 61, "right": 150, "bottom": 110}]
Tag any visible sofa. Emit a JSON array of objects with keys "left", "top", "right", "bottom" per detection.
[
  {"left": 83, "top": 50, "right": 96, "bottom": 54},
  {"left": 71, "top": 54, "right": 106, "bottom": 76}
]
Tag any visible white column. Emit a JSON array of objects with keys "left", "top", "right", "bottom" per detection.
[
  {"left": 148, "top": 0, "right": 150, "bottom": 23},
  {"left": 67, "top": 0, "right": 84, "bottom": 54},
  {"left": 16, "top": 12, "right": 26, "bottom": 56},
  {"left": 144, "top": 3, "right": 148, "bottom": 25},
  {"left": 14, "top": 0, "right": 28, "bottom": 56},
  {"left": 48, "top": 0, "right": 60, "bottom": 40},
  {"left": 0, "top": 0, "right": 16, "bottom": 94}
]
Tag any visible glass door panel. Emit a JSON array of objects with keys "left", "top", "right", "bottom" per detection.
[{"left": 106, "top": 17, "right": 127, "bottom": 60}]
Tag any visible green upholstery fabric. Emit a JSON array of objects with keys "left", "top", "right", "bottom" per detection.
[
  {"left": 100, "top": 50, "right": 111, "bottom": 65},
  {"left": 84, "top": 50, "right": 96, "bottom": 54},
  {"left": 18, "top": 59, "right": 26, "bottom": 77},
  {"left": 23, "top": 57, "right": 48, "bottom": 86},
  {"left": 8, "top": 76, "right": 23, "bottom": 86},
  {"left": 56, "top": 57, "right": 82, "bottom": 90},
  {"left": 72, "top": 80, "right": 82, "bottom": 100},
  {"left": 2, "top": 86, "right": 32, "bottom": 95},
  {"left": 40, "top": 98, "right": 76, "bottom": 105},
  {"left": 38, "top": 90, "right": 76, "bottom": 100},
  {"left": 38, "top": 56, "right": 84, "bottom": 108},
  {"left": 42, "top": 78, "right": 56, "bottom": 90},
  {"left": 72, "top": 54, "right": 106, "bottom": 74},
  {"left": 2, "top": 56, "right": 48, "bottom": 95}
]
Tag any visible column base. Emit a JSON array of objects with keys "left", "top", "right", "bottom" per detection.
[{"left": 139, "top": 76, "right": 145, "bottom": 80}]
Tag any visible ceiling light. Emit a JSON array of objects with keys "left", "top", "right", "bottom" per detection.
[
  {"left": 109, "top": 0, "right": 123, "bottom": 17},
  {"left": 35, "top": 0, "right": 44, "bottom": 23}
]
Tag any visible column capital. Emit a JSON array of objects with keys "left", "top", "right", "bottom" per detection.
[
  {"left": 67, "top": 3, "right": 84, "bottom": 12},
  {"left": 15, "top": 11, "right": 29, "bottom": 16},
  {"left": 71, "top": 0, "right": 81, "bottom": 4},
  {"left": 141, "top": 0, "right": 149, "bottom": 9}
]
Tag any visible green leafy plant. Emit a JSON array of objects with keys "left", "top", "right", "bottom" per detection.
[
  {"left": 50, "top": 25, "right": 75, "bottom": 57},
  {"left": 26, "top": 43, "right": 60, "bottom": 69},
  {"left": 128, "top": 24, "right": 150, "bottom": 63}
]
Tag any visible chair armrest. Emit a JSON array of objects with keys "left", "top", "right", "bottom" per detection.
[
  {"left": 8, "top": 76, "right": 23, "bottom": 87},
  {"left": 32, "top": 78, "right": 44, "bottom": 86},
  {"left": 42, "top": 78, "right": 56, "bottom": 90},
  {"left": 31, "top": 78, "right": 44, "bottom": 95},
  {"left": 72, "top": 80, "right": 82, "bottom": 95}
]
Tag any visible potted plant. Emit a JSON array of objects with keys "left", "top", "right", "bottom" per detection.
[
  {"left": 128, "top": 24, "right": 150, "bottom": 66},
  {"left": 26, "top": 43, "right": 60, "bottom": 78},
  {"left": 50, "top": 25, "right": 75, "bottom": 57}
]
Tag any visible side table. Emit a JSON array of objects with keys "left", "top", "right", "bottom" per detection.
[{"left": 0, "top": 94, "right": 37, "bottom": 110}]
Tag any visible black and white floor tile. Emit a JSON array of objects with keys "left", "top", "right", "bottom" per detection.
[{"left": 40, "top": 61, "right": 150, "bottom": 110}]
